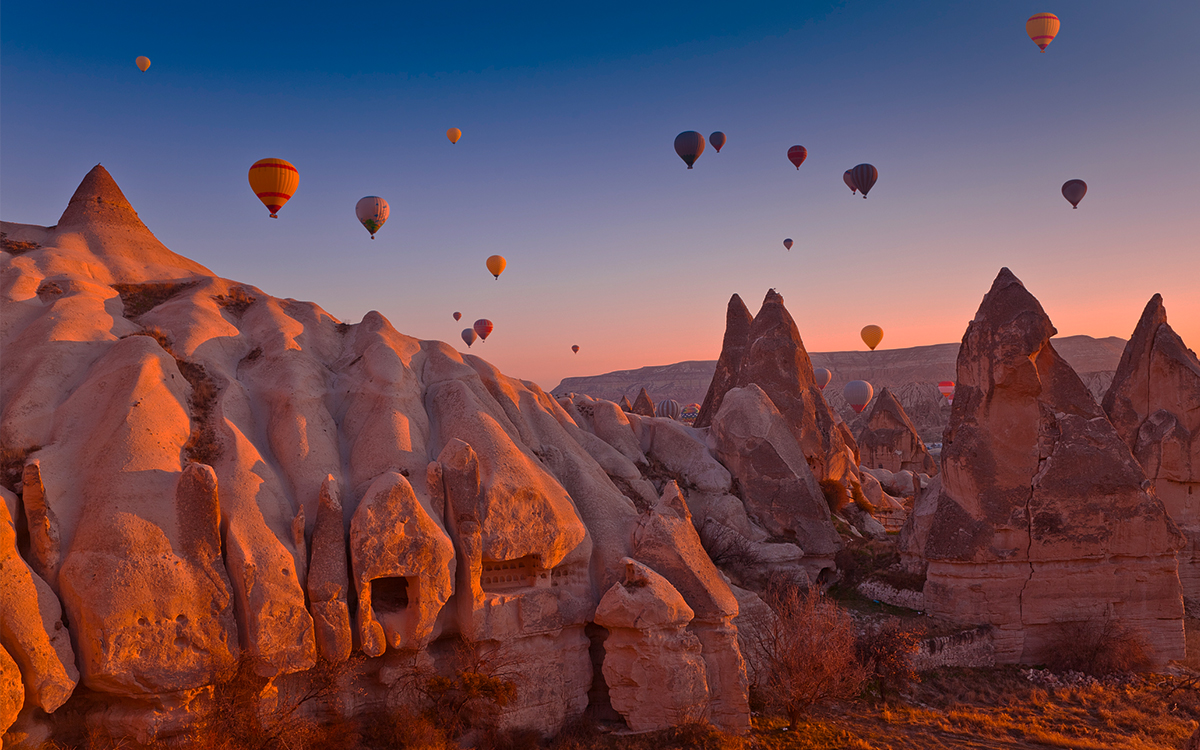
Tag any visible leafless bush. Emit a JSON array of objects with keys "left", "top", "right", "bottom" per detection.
[
  {"left": 1041, "top": 618, "right": 1153, "bottom": 676},
  {"left": 699, "top": 520, "right": 765, "bottom": 574},
  {"left": 856, "top": 618, "right": 922, "bottom": 700},
  {"left": 214, "top": 286, "right": 257, "bottom": 315},
  {"left": 111, "top": 281, "right": 198, "bottom": 318},
  {"left": 742, "top": 581, "right": 867, "bottom": 728},
  {"left": 820, "top": 479, "right": 850, "bottom": 514},
  {"left": 1, "top": 232, "right": 40, "bottom": 255}
]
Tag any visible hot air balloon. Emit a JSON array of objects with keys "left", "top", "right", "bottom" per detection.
[
  {"left": 851, "top": 164, "right": 878, "bottom": 198},
  {"left": 861, "top": 325, "right": 884, "bottom": 350},
  {"left": 248, "top": 159, "right": 299, "bottom": 218},
  {"left": 355, "top": 196, "right": 389, "bottom": 239},
  {"left": 657, "top": 399, "right": 682, "bottom": 421},
  {"left": 843, "top": 170, "right": 858, "bottom": 195},
  {"left": 787, "top": 145, "right": 808, "bottom": 169},
  {"left": 710, "top": 132, "right": 727, "bottom": 153},
  {"left": 572, "top": 345, "right": 580, "bottom": 354},
  {"left": 783, "top": 238, "right": 794, "bottom": 251},
  {"left": 1026, "top": 13, "right": 1060, "bottom": 52},
  {"left": 447, "top": 128, "right": 462, "bottom": 143},
  {"left": 461, "top": 328, "right": 477, "bottom": 347},
  {"left": 486, "top": 255, "right": 506, "bottom": 279},
  {"left": 938, "top": 381, "right": 956, "bottom": 405},
  {"left": 1062, "top": 179, "right": 1087, "bottom": 208},
  {"left": 474, "top": 319, "right": 494, "bottom": 341},
  {"left": 453, "top": 312, "right": 462, "bottom": 321},
  {"left": 844, "top": 380, "right": 874, "bottom": 413},
  {"left": 814, "top": 367, "right": 833, "bottom": 390},
  {"left": 680, "top": 403, "right": 701, "bottom": 424},
  {"left": 674, "top": 131, "right": 705, "bottom": 169},
  {"left": 135, "top": 56, "right": 151, "bottom": 72}
]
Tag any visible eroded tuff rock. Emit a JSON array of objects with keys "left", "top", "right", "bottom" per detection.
[
  {"left": 1, "top": 644, "right": 21, "bottom": 736},
  {"left": 695, "top": 290, "right": 857, "bottom": 485},
  {"left": 307, "top": 477, "right": 351, "bottom": 662},
  {"left": 855, "top": 387, "right": 937, "bottom": 476},
  {"left": 917, "top": 269, "right": 1184, "bottom": 664},
  {"left": 594, "top": 559, "right": 708, "bottom": 732},
  {"left": 632, "top": 387, "right": 656, "bottom": 417},
  {"left": 1102, "top": 295, "right": 1200, "bottom": 611}
]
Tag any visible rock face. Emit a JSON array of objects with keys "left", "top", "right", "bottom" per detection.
[
  {"left": 593, "top": 559, "right": 708, "bottom": 732},
  {"left": 1102, "top": 295, "right": 1200, "bottom": 611},
  {"left": 632, "top": 387, "right": 656, "bottom": 417},
  {"left": 0, "top": 167, "right": 761, "bottom": 743},
  {"left": 916, "top": 269, "right": 1185, "bottom": 664},
  {"left": 695, "top": 290, "right": 857, "bottom": 485},
  {"left": 855, "top": 387, "right": 937, "bottom": 476}
]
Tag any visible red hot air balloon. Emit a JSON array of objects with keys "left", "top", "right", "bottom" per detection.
[
  {"left": 938, "top": 381, "right": 956, "bottom": 405},
  {"left": 783, "top": 238, "right": 793, "bottom": 251},
  {"left": 787, "top": 145, "right": 808, "bottom": 169},
  {"left": 674, "top": 131, "right": 706, "bottom": 169},
  {"left": 473, "top": 319, "right": 494, "bottom": 341},
  {"left": 572, "top": 345, "right": 580, "bottom": 354},
  {"left": 852, "top": 164, "right": 878, "bottom": 198},
  {"left": 844, "top": 380, "right": 874, "bottom": 413},
  {"left": 843, "top": 170, "right": 858, "bottom": 195},
  {"left": 709, "top": 132, "right": 727, "bottom": 152},
  {"left": 814, "top": 367, "right": 833, "bottom": 390},
  {"left": 453, "top": 312, "right": 462, "bottom": 321},
  {"left": 1062, "top": 179, "right": 1087, "bottom": 208},
  {"left": 461, "top": 328, "right": 478, "bottom": 348}
]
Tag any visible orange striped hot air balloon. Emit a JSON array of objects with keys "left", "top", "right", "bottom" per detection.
[
  {"left": 248, "top": 159, "right": 298, "bottom": 218},
  {"left": 1026, "top": 13, "right": 1060, "bottom": 52}
]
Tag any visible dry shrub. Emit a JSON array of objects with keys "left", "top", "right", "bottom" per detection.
[
  {"left": 176, "top": 359, "right": 221, "bottom": 465},
  {"left": 1042, "top": 619, "right": 1153, "bottom": 676},
  {"left": 214, "top": 285, "right": 257, "bottom": 315},
  {"left": 0, "top": 445, "right": 39, "bottom": 492},
  {"left": 111, "top": 281, "right": 197, "bottom": 318},
  {"left": 857, "top": 618, "right": 922, "bottom": 700},
  {"left": 820, "top": 479, "right": 851, "bottom": 514},
  {"left": 699, "top": 520, "right": 765, "bottom": 574},
  {"left": 549, "top": 719, "right": 741, "bottom": 750},
  {"left": 1, "top": 232, "right": 40, "bottom": 255},
  {"left": 127, "top": 326, "right": 173, "bottom": 351},
  {"left": 744, "top": 580, "right": 867, "bottom": 728},
  {"left": 850, "top": 479, "right": 875, "bottom": 512},
  {"left": 833, "top": 539, "right": 899, "bottom": 589}
]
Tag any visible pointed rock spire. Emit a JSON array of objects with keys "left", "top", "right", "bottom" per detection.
[
  {"left": 694, "top": 294, "right": 754, "bottom": 428},
  {"left": 855, "top": 387, "right": 937, "bottom": 475},
  {"left": 632, "top": 387, "right": 656, "bottom": 417},
  {"left": 56, "top": 165, "right": 149, "bottom": 231}
]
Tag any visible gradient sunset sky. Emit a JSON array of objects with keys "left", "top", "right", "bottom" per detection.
[{"left": 3, "top": 1, "right": 1197, "bottom": 389}]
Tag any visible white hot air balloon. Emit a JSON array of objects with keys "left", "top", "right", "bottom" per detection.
[
  {"left": 355, "top": 196, "right": 390, "bottom": 239},
  {"left": 844, "top": 380, "right": 874, "bottom": 413}
]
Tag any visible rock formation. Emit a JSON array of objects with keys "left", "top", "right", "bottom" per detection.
[
  {"left": 855, "top": 387, "right": 937, "bottom": 476},
  {"left": 913, "top": 269, "right": 1185, "bottom": 664},
  {"left": 694, "top": 294, "right": 754, "bottom": 428},
  {"left": 1102, "top": 294, "right": 1200, "bottom": 611},
  {"left": 0, "top": 167, "right": 758, "bottom": 742},
  {"left": 619, "top": 395, "right": 633, "bottom": 412},
  {"left": 632, "top": 387, "right": 656, "bottom": 417}
]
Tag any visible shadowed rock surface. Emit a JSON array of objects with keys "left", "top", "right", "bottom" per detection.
[{"left": 855, "top": 387, "right": 937, "bottom": 476}]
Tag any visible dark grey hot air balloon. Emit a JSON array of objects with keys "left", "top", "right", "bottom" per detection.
[
  {"left": 461, "top": 328, "right": 478, "bottom": 348},
  {"left": 843, "top": 170, "right": 858, "bottom": 195},
  {"left": 657, "top": 399, "right": 682, "bottom": 420},
  {"left": 783, "top": 238, "right": 793, "bottom": 251},
  {"left": 813, "top": 367, "right": 833, "bottom": 390},
  {"left": 674, "top": 131, "right": 706, "bottom": 169},
  {"left": 709, "top": 131, "right": 727, "bottom": 152},
  {"left": 851, "top": 164, "right": 878, "bottom": 198},
  {"left": 1062, "top": 179, "right": 1087, "bottom": 208},
  {"left": 844, "top": 380, "right": 874, "bottom": 413}
]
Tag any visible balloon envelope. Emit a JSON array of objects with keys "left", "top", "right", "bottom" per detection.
[
  {"left": 657, "top": 399, "right": 681, "bottom": 420},
  {"left": 843, "top": 170, "right": 858, "bottom": 194},
  {"left": 453, "top": 312, "right": 462, "bottom": 321},
  {"left": 248, "top": 158, "right": 298, "bottom": 218},
  {"left": 572, "top": 345, "right": 580, "bottom": 354},
  {"left": 355, "top": 196, "right": 389, "bottom": 238},
  {"left": 674, "top": 131, "right": 706, "bottom": 169},
  {"left": 486, "top": 255, "right": 507, "bottom": 279},
  {"left": 938, "top": 381, "right": 956, "bottom": 405},
  {"left": 1026, "top": 13, "right": 1060, "bottom": 52},
  {"left": 787, "top": 145, "right": 808, "bottom": 169},
  {"left": 814, "top": 368, "right": 833, "bottom": 390},
  {"left": 783, "top": 238, "right": 793, "bottom": 251},
  {"left": 135, "top": 56, "right": 151, "bottom": 72},
  {"left": 680, "top": 404, "right": 701, "bottom": 424},
  {"left": 473, "top": 319, "right": 494, "bottom": 341},
  {"left": 447, "top": 128, "right": 462, "bottom": 143},
  {"left": 861, "top": 325, "right": 884, "bottom": 350},
  {"left": 844, "top": 380, "right": 874, "bottom": 413},
  {"left": 851, "top": 164, "right": 878, "bottom": 198},
  {"left": 1062, "top": 179, "right": 1087, "bottom": 208},
  {"left": 709, "top": 132, "right": 727, "bottom": 152},
  {"left": 461, "top": 328, "right": 477, "bottom": 347}
]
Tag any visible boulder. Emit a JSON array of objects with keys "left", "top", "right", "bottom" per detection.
[
  {"left": 593, "top": 559, "right": 708, "bottom": 732},
  {"left": 1102, "top": 294, "right": 1200, "bottom": 611},
  {"left": 919, "top": 269, "right": 1185, "bottom": 664},
  {"left": 619, "top": 395, "right": 633, "bottom": 412},
  {"left": 632, "top": 388, "right": 656, "bottom": 417},
  {"left": 855, "top": 387, "right": 938, "bottom": 476}
]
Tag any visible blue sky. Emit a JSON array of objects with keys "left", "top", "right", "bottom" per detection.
[{"left": 3, "top": 1, "right": 1197, "bottom": 388}]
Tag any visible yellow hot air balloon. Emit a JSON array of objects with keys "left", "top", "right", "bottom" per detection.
[
  {"left": 447, "top": 128, "right": 462, "bottom": 144},
  {"left": 486, "top": 255, "right": 506, "bottom": 280},
  {"left": 135, "top": 56, "right": 151, "bottom": 72},
  {"left": 248, "top": 159, "right": 298, "bottom": 218},
  {"left": 861, "top": 325, "right": 884, "bottom": 350},
  {"left": 1026, "top": 13, "right": 1060, "bottom": 52}
]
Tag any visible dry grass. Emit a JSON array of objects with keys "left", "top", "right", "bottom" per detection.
[
  {"left": 213, "top": 286, "right": 256, "bottom": 315},
  {"left": 820, "top": 479, "right": 851, "bottom": 514},
  {"left": 0, "top": 444, "right": 39, "bottom": 492},
  {"left": 111, "top": 281, "right": 198, "bottom": 318},
  {"left": 1, "top": 231, "right": 41, "bottom": 255}
]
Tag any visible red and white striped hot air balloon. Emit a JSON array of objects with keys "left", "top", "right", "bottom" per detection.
[
  {"left": 844, "top": 380, "right": 874, "bottom": 413},
  {"left": 814, "top": 368, "right": 833, "bottom": 390},
  {"left": 473, "top": 319, "right": 494, "bottom": 341},
  {"left": 938, "top": 381, "right": 955, "bottom": 405}
]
